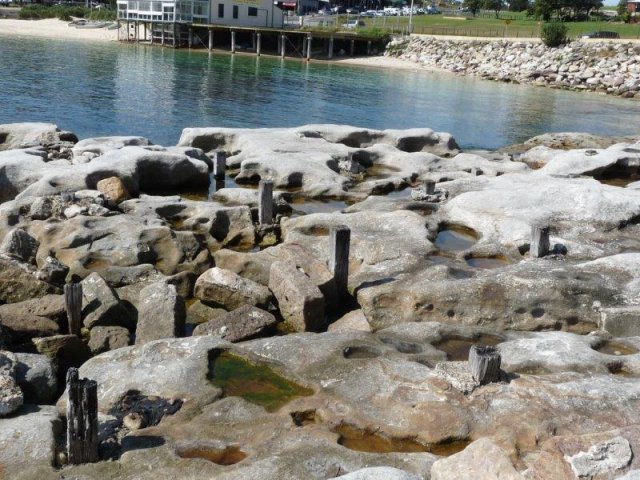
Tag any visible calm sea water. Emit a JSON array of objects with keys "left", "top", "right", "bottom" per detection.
[{"left": 0, "top": 34, "right": 638, "bottom": 149}]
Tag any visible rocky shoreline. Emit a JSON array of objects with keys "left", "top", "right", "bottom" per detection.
[
  {"left": 2, "top": 122, "right": 640, "bottom": 478},
  {"left": 386, "top": 36, "right": 640, "bottom": 98}
]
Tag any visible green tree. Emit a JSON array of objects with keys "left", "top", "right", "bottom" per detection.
[
  {"left": 509, "top": 0, "right": 529, "bottom": 11},
  {"left": 531, "top": 0, "right": 561, "bottom": 20},
  {"left": 541, "top": 20, "right": 568, "bottom": 46},
  {"left": 464, "top": 0, "right": 483, "bottom": 15},
  {"left": 617, "top": 0, "right": 628, "bottom": 15},
  {"left": 485, "top": 0, "right": 504, "bottom": 17}
]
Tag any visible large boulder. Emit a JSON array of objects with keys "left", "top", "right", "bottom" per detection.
[
  {"left": 430, "top": 438, "right": 524, "bottom": 480},
  {"left": 0, "top": 122, "right": 68, "bottom": 151},
  {"left": 13, "top": 353, "right": 57, "bottom": 404},
  {"left": 81, "top": 272, "right": 133, "bottom": 329},
  {"left": 88, "top": 325, "right": 131, "bottom": 354},
  {"left": 0, "top": 257, "right": 59, "bottom": 304},
  {"left": 194, "top": 267, "right": 272, "bottom": 311},
  {"left": 193, "top": 305, "right": 276, "bottom": 342},
  {"left": 0, "top": 374, "right": 23, "bottom": 417},
  {"left": 0, "top": 405, "right": 61, "bottom": 473},
  {"left": 269, "top": 261, "right": 325, "bottom": 332},
  {"left": 0, "top": 228, "right": 39, "bottom": 264},
  {"left": 32, "top": 335, "right": 91, "bottom": 385},
  {"left": 135, "top": 282, "right": 185, "bottom": 345},
  {"left": 71, "top": 135, "right": 150, "bottom": 158}
]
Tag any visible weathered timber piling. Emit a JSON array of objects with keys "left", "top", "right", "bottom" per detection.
[
  {"left": 258, "top": 180, "right": 274, "bottom": 225},
  {"left": 468, "top": 344, "right": 501, "bottom": 385},
  {"left": 330, "top": 225, "right": 351, "bottom": 297},
  {"left": 66, "top": 368, "right": 99, "bottom": 464},
  {"left": 531, "top": 226, "right": 550, "bottom": 258},
  {"left": 424, "top": 180, "right": 436, "bottom": 195},
  {"left": 64, "top": 283, "right": 83, "bottom": 336},
  {"left": 212, "top": 151, "right": 226, "bottom": 179}
]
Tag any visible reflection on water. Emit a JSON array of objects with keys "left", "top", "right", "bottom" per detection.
[{"left": 1, "top": 35, "right": 639, "bottom": 149}]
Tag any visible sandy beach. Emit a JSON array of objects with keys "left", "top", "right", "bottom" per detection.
[{"left": 0, "top": 18, "right": 117, "bottom": 42}]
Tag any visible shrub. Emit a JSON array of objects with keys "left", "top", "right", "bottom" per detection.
[{"left": 541, "top": 21, "right": 568, "bottom": 47}]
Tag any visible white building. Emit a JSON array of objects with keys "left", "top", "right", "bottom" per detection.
[{"left": 117, "top": 0, "right": 284, "bottom": 28}]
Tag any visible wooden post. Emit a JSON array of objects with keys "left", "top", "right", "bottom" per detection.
[
  {"left": 212, "top": 151, "right": 226, "bottom": 179},
  {"left": 188, "top": 28, "right": 193, "bottom": 48},
  {"left": 66, "top": 368, "right": 99, "bottom": 464},
  {"left": 252, "top": 32, "right": 256, "bottom": 51},
  {"left": 306, "top": 36, "right": 312, "bottom": 61},
  {"left": 280, "top": 34, "right": 286, "bottom": 58},
  {"left": 150, "top": 22, "right": 154, "bottom": 44},
  {"left": 531, "top": 226, "right": 550, "bottom": 258},
  {"left": 302, "top": 36, "right": 307, "bottom": 57},
  {"left": 208, "top": 29, "right": 213, "bottom": 50},
  {"left": 117, "top": 20, "right": 120, "bottom": 41},
  {"left": 330, "top": 225, "right": 350, "bottom": 297},
  {"left": 350, "top": 39, "right": 355, "bottom": 56},
  {"left": 424, "top": 180, "right": 435, "bottom": 195},
  {"left": 161, "top": 24, "right": 165, "bottom": 45},
  {"left": 64, "top": 283, "right": 83, "bottom": 337},
  {"left": 173, "top": 23, "right": 177, "bottom": 48},
  {"left": 468, "top": 344, "right": 501, "bottom": 385},
  {"left": 258, "top": 180, "right": 274, "bottom": 225},
  {"left": 367, "top": 40, "right": 371, "bottom": 55},
  {"left": 256, "top": 32, "right": 261, "bottom": 56},
  {"left": 328, "top": 36, "right": 334, "bottom": 59},
  {"left": 231, "top": 30, "right": 236, "bottom": 53}
]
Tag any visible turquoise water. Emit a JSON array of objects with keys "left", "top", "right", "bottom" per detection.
[{"left": 0, "top": 34, "right": 638, "bottom": 149}]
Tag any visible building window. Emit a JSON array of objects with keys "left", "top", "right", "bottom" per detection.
[
  {"left": 233, "top": 5, "right": 238, "bottom": 18},
  {"left": 218, "top": 3, "right": 224, "bottom": 17},
  {"left": 248, "top": 6, "right": 257, "bottom": 16}
]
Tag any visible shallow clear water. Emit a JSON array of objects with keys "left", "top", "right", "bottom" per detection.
[{"left": 0, "top": 35, "right": 639, "bottom": 149}]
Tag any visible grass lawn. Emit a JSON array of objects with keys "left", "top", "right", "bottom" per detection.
[{"left": 331, "top": 13, "right": 640, "bottom": 39}]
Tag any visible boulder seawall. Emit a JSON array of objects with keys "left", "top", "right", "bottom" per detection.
[{"left": 385, "top": 36, "right": 640, "bottom": 98}]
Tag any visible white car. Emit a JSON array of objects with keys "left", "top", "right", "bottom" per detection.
[{"left": 342, "top": 19, "right": 365, "bottom": 28}]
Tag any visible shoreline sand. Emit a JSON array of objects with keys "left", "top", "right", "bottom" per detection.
[{"left": 0, "top": 18, "right": 118, "bottom": 42}]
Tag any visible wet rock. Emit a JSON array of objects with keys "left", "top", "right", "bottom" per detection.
[
  {"left": 0, "top": 256, "right": 60, "bottom": 303},
  {"left": 0, "top": 227, "right": 39, "bottom": 264},
  {"left": 88, "top": 325, "right": 131, "bottom": 354},
  {"left": 57, "top": 336, "right": 228, "bottom": 413},
  {"left": 13, "top": 352, "right": 57, "bottom": 404},
  {"left": 97, "top": 176, "right": 131, "bottom": 204},
  {"left": 193, "top": 305, "right": 276, "bottom": 342},
  {"left": 0, "top": 405, "right": 62, "bottom": 473},
  {"left": 195, "top": 267, "right": 272, "bottom": 311},
  {"left": 269, "top": 261, "right": 325, "bottom": 332},
  {"left": 135, "top": 282, "right": 185, "bottom": 345},
  {"left": 0, "top": 374, "right": 23, "bottom": 416},
  {"left": 430, "top": 438, "right": 524, "bottom": 480},
  {"left": 81, "top": 272, "right": 133, "bottom": 329},
  {"left": 328, "top": 310, "right": 372, "bottom": 333}
]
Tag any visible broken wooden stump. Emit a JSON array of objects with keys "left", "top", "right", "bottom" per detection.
[
  {"left": 329, "top": 225, "right": 351, "bottom": 298},
  {"left": 530, "top": 226, "right": 550, "bottom": 258},
  {"left": 66, "top": 367, "right": 99, "bottom": 464},
  {"left": 424, "top": 180, "right": 436, "bottom": 195},
  {"left": 258, "top": 180, "right": 274, "bottom": 225},
  {"left": 212, "top": 151, "right": 226, "bottom": 180},
  {"left": 64, "top": 283, "right": 83, "bottom": 337},
  {"left": 468, "top": 344, "right": 501, "bottom": 385}
]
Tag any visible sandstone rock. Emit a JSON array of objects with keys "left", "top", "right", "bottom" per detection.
[
  {"left": 0, "top": 122, "right": 66, "bottom": 151},
  {"left": 328, "top": 310, "right": 372, "bottom": 333},
  {"left": 81, "top": 272, "right": 133, "bottom": 329},
  {"left": 601, "top": 306, "right": 640, "bottom": 337},
  {"left": 194, "top": 267, "right": 272, "bottom": 311},
  {"left": 37, "top": 256, "right": 69, "bottom": 285},
  {"left": 430, "top": 438, "right": 524, "bottom": 480},
  {"left": 186, "top": 300, "right": 226, "bottom": 326},
  {"left": 0, "top": 228, "right": 39, "bottom": 264},
  {"left": 269, "top": 261, "right": 325, "bottom": 332},
  {"left": 0, "top": 374, "right": 23, "bottom": 416},
  {"left": 0, "top": 294, "right": 65, "bottom": 323},
  {"left": 565, "top": 436, "right": 632, "bottom": 478},
  {"left": 88, "top": 325, "right": 131, "bottom": 354},
  {"left": 57, "top": 336, "right": 228, "bottom": 413},
  {"left": 32, "top": 334, "right": 91, "bottom": 385},
  {"left": 0, "top": 312, "right": 60, "bottom": 344},
  {"left": 71, "top": 135, "right": 150, "bottom": 158},
  {"left": 0, "top": 256, "right": 59, "bottom": 303},
  {"left": 0, "top": 405, "right": 61, "bottom": 473},
  {"left": 331, "top": 467, "right": 421, "bottom": 480},
  {"left": 135, "top": 282, "right": 185, "bottom": 345},
  {"left": 0, "top": 350, "right": 16, "bottom": 377},
  {"left": 97, "top": 176, "right": 131, "bottom": 204},
  {"left": 13, "top": 352, "right": 57, "bottom": 404},
  {"left": 193, "top": 305, "right": 277, "bottom": 342}
]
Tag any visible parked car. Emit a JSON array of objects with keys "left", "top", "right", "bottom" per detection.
[
  {"left": 318, "top": 8, "right": 333, "bottom": 15},
  {"left": 426, "top": 5, "right": 441, "bottom": 14},
  {"left": 346, "top": 7, "right": 360, "bottom": 14},
  {"left": 342, "top": 19, "right": 365, "bottom": 28},
  {"left": 580, "top": 31, "right": 620, "bottom": 39}
]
